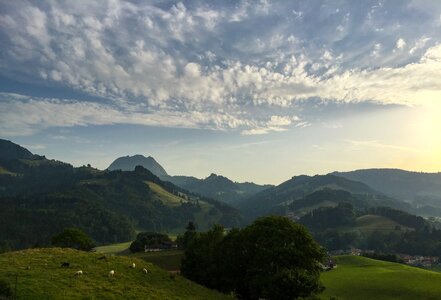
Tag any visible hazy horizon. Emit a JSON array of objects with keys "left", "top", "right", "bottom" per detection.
[{"left": 1, "top": 1, "right": 441, "bottom": 184}]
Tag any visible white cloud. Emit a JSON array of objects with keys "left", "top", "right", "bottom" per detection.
[
  {"left": 396, "top": 38, "right": 406, "bottom": 49},
  {"left": 1, "top": 1, "right": 441, "bottom": 136},
  {"left": 0, "top": 93, "right": 257, "bottom": 136},
  {"left": 346, "top": 139, "right": 421, "bottom": 153},
  {"left": 372, "top": 43, "right": 382, "bottom": 57},
  {"left": 409, "top": 37, "right": 431, "bottom": 54},
  {"left": 267, "top": 115, "right": 292, "bottom": 127}
]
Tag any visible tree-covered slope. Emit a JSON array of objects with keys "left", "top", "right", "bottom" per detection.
[
  {"left": 166, "top": 173, "right": 271, "bottom": 204},
  {"left": 0, "top": 139, "right": 36, "bottom": 160},
  {"left": 298, "top": 202, "right": 436, "bottom": 254},
  {"left": 237, "top": 174, "right": 409, "bottom": 219},
  {"left": 0, "top": 140, "right": 243, "bottom": 251}
]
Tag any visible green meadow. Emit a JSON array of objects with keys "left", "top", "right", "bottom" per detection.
[
  {"left": 95, "top": 241, "right": 184, "bottom": 271},
  {"left": 320, "top": 255, "right": 441, "bottom": 300},
  {"left": 0, "top": 248, "right": 230, "bottom": 300},
  {"left": 129, "top": 250, "right": 184, "bottom": 271}
]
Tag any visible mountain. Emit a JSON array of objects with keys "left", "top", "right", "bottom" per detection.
[
  {"left": 108, "top": 154, "right": 270, "bottom": 204},
  {"left": 0, "top": 139, "right": 37, "bottom": 160},
  {"left": 237, "top": 174, "right": 410, "bottom": 220},
  {"left": 165, "top": 173, "right": 271, "bottom": 204},
  {"left": 0, "top": 140, "right": 243, "bottom": 251},
  {"left": 333, "top": 169, "right": 441, "bottom": 207},
  {"left": 108, "top": 154, "right": 168, "bottom": 177}
]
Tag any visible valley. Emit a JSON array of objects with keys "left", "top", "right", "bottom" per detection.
[{"left": 1, "top": 138, "right": 441, "bottom": 299}]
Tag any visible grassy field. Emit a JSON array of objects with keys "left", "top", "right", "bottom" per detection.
[
  {"left": 130, "top": 250, "right": 184, "bottom": 271},
  {"left": 94, "top": 242, "right": 132, "bottom": 255},
  {"left": 0, "top": 248, "right": 230, "bottom": 299},
  {"left": 320, "top": 255, "right": 441, "bottom": 300},
  {"left": 354, "top": 215, "right": 413, "bottom": 233},
  {"left": 95, "top": 241, "right": 184, "bottom": 271},
  {"left": 146, "top": 181, "right": 190, "bottom": 207},
  {"left": 0, "top": 166, "right": 16, "bottom": 175}
]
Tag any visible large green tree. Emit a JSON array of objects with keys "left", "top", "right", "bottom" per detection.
[
  {"left": 52, "top": 228, "right": 95, "bottom": 251},
  {"left": 181, "top": 216, "right": 325, "bottom": 300}
]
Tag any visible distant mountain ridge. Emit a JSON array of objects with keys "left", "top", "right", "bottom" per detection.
[
  {"left": 108, "top": 155, "right": 168, "bottom": 177},
  {"left": 165, "top": 173, "right": 271, "bottom": 204},
  {"left": 107, "top": 154, "right": 271, "bottom": 204},
  {"left": 333, "top": 169, "right": 441, "bottom": 207}
]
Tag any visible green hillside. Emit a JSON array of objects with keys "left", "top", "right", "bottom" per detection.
[
  {"left": 95, "top": 241, "right": 184, "bottom": 271},
  {"left": 0, "top": 248, "right": 230, "bottom": 299},
  {"left": 320, "top": 255, "right": 441, "bottom": 300},
  {"left": 147, "top": 181, "right": 190, "bottom": 206},
  {"left": 130, "top": 250, "right": 185, "bottom": 271},
  {"left": 353, "top": 214, "right": 413, "bottom": 234},
  {"left": 238, "top": 175, "right": 410, "bottom": 220},
  {"left": 0, "top": 140, "right": 243, "bottom": 251}
]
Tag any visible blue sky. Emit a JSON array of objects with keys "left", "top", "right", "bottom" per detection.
[{"left": 1, "top": 0, "right": 441, "bottom": 184}]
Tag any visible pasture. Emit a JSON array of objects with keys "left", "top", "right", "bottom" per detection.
[
  {"left": 0, "top": 248, "right": 230, "bottom": 299},
  {"left": 130, "top": 250, "right": 184, "bottom": 271},
  {"left": 320, "top": 255, "right": 441, "bottom": 300},
  {"left": 95, "top": 241, "right": 184, "bottom": 271}
]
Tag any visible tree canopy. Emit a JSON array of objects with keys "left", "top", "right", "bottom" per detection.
[
  {"left": 129, "top": 232, "right": 172, "bottom": 252},
  {"left": 181, "top": 216, "right": 325, "bottom": 299},
  {"left": 52, "top": 228, "right": 94, "bottom": 251}
]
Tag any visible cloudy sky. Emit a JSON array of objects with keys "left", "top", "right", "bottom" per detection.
[{"left": 1, "top": 0, "right": 441, "bottom": 184}]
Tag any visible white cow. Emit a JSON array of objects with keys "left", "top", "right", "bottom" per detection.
[
  {"left": 75, "top": 270, "right": 83, "bottom": 276},
  {"left": 109, "top": 270, "right": 115, "bottom": 277},
  {"left": 142, "top": 268, "right": 148, "bottom": 274},
  {"left": 131, "top": 263, "right": 136, "bottom": 268}
]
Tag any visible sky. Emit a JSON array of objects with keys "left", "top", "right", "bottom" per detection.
[{"left": 1, "top": 0, "right": 441, "bottom": 185}]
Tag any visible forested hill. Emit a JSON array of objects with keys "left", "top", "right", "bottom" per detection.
[
  {"left": 0, "top": 139, "right": 37, "bottom": 160},
  {"left": 237, "top": 174, "right": 410, "bottom": 220},
  {"left": 298, "top": 203, "right": 440, "bottom": 256},
  {"left": 0, "top": 139, "right": 243, "bottom": 251},
  {"left": 165, "top": 173, "right": 271, "bottom": 204}
]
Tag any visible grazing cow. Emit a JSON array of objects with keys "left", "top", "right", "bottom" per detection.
[
  {"left": 109, "top": 270, "right": 115, "bottom": 277},
  {"left": 131, "top": 263, "right": 136, "bottom": 268},
  {"left": 142, "top": 268, "right": 148, "bottom": 274},
  {"left": 61, "top": 262, "right": 70, "bottom": 268},
  {"left": 75, "top": 270, "right": 83, "bottom": 276}
]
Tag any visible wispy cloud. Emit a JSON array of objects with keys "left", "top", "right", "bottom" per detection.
[
  {"left": 345, "top": 139, "right": 422, "bottom": 153},
  {"left": 22, "top": 144, "right": 46, "bottom": 150}
]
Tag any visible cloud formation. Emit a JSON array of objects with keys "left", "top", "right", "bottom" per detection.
[{"left": 1, "top": 1, "right": 441, "bottom": 136}]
